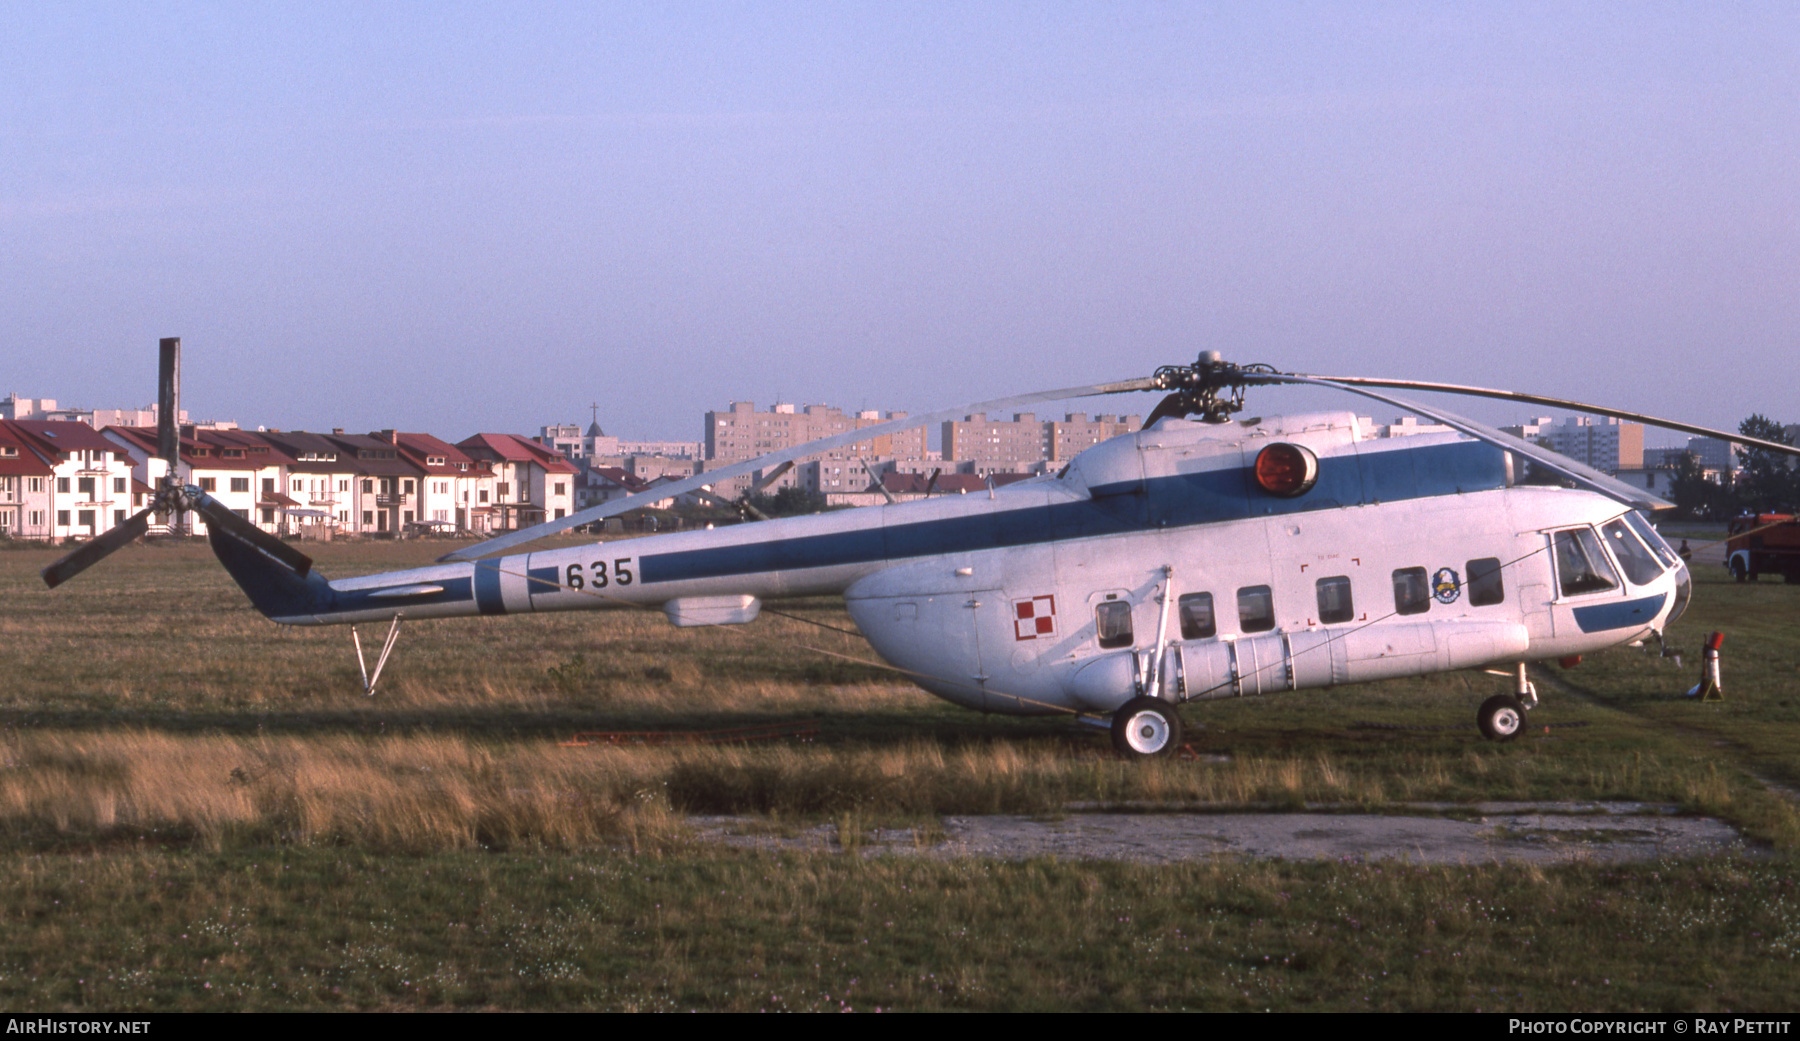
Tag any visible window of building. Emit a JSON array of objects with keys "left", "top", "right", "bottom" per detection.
[
  {"left": 261, "top": 507, "right": 275, "bottom": 524},
  {"left": 403, "top": 479, "right": 414, "bottom": 494},
  {"left": 114, "top": 510, "right": 125, "bottom": 526},
  {"left": 230, "top": 477, "right": 250, "bottom": 493},
  {"left": 1393, "top": 568, "right": 1430, "bottom": 615},
  {"left": 361, "top": 479, "right": 373, "bottom": 494},
  {"left": 114, "top": 477, "right": 127, "bottom": 494},
  {"left": 77, "top": 510, "right": 94, "bottom": 527},
  {"left": 1237, "top": 586, "right": 1275, "bottom": 633},
  {"left": 262, "top": 478, "right": 275, "bottom": 495},
  {"left": 555, "top": 482, "right": 566, "bottom": 496},
  {"left": 1178, "top": 592, "right": 1216, "bottom": 639},
  {"left": 478, "top": 490, "right": 489, "bottom": 503},
  {"left": 362, "top": 511, "right": 373, "bottom": 526},
  {"left": 58, "top": 478, "right": 71, "bottom": 493},
  {"left": 1096, "top": 599, "right": 1134, "bottom": 649},
  {"left": 77, "top": 477, "right": 95, "bottom": 495},
  {"left": 1467, "top": 558, "right": 1505, "bottom": 607},
  {"left": 199, "top": 478, "right": 217, "bottom": 492},
  {"left": 57, "top": 511, "right": 70, "bottom": 527},
  {"left": 1316, "top": 576, "right": 1354, "bottom": 623},
  {"left": 497, "top": 482, "right": 510, "bottom": 497},
  {"left": 28, "top": 478, "right": 42, "bottom": 493}
]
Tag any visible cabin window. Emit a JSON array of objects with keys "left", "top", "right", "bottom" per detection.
[
  {"left": 1095, "top": 600, "right": 1134, "bottom": 649},
  {"left": 1316, "top": 576, "right": 1354, "bottom": 624},
  {"left": 1393, "top": 567, "right": 1431, "bottom": 615},
  {"left": 1553, "top": 528, "right": 1619, "bottom": 596},
  {"left": 1600, "top": 520, "right": 1662, "bottom": 586},
  {"left": 1467, "top": 558, "right": 1505, "bottom": 606},
  {"left": 1178, "top": 592, "right": 1216, "bottom": 639},
  {"left": 1237, "top": 585, "right": 1275, "bottom": 633}
]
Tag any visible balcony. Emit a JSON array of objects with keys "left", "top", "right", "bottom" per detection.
[{"left": 375, "top": 494, "right": 413, "bottom": 508}]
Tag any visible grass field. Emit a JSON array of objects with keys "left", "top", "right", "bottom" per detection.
[{"left": 0, "top": 532, "right": 1796, "bottom": 1011}]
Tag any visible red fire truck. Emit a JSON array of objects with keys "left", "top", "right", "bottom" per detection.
[{"left": 1725, "top": 513, "right": 1800, "bottom": 583}]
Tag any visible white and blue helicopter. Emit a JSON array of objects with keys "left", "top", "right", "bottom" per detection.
[{"left": 45, "top": 343, "right": 1800, "bottom": 756}]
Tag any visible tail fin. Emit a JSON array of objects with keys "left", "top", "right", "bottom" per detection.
[{"left": 207, "top": 522, "right": 337, "bottom": 623}]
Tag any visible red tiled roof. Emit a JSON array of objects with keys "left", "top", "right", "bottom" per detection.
[{"left": 459, "top": 433, "right": 580, "bottom": 474}]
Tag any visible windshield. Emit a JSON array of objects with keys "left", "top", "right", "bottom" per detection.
[
  {"left": 1601, "top": 519, "right": 1664, "bottom": 586},
  {"left": 1622, "top": 511, "right": 1683, "bottom": 569}
]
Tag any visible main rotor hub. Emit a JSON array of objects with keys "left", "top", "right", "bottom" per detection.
[{"left": 1148, "top": 352, "right": 1279, "bottom": 424}]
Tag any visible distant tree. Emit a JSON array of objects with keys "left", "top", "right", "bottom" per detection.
[
  {"left": 744, "top": 485, "right": 827, "bottom": 518},
  {"left": 1671, "top": 451, "right": 1731, "bottom": 521},
  {"left": 1731, "top": 414, "right": 1798, "bottom": 515}
]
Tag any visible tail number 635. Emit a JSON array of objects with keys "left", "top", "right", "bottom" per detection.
[{"left": 565, "top": 557, "right": 634, "bottom": 590}]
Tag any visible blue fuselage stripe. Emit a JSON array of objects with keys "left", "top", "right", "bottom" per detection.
[
  {"left": 638, "top": 440, "right": 1506, "bottom": 586},
  {"left": 474, "top": 559, "right": 505, "bottom": 615},
  {"left": 1571, "top": 593, "right": 1667, "bottom": 633}
]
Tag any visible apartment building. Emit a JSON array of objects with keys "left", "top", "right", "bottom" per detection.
[
  {"left": 704, "top": 402, "right": 925, "bottom": 496},
  {"left": 1501, "top": 416, "right": 1645, "bottom": 473},
  {"left": 942, "top": 412, "right": 1142, "bottom": 474}
]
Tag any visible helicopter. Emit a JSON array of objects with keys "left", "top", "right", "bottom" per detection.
[{"left": 43, "top": 341, "right": 1800, "bottom": 756}]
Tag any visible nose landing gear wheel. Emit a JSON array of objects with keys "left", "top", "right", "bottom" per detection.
[
  {"left": 1477, "top": 694, "right": 1526, "bottom": 742},
  {"left": 1111, "top": 696, "right": 1184, "bottom": 758}
]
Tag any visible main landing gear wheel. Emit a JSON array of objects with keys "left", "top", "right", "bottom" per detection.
[
  {"left": 1111, "top": 697, "right": 1183, "bottom": 758},
  {"left": 1477, "top": 694, "right": 1526, "bottom": 742}
]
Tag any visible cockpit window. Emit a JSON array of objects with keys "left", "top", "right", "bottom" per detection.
[
  {"left": 1554, "top": 527, "right": 1619, "bottom": 596},
  {"left": 1601, "top": 519, "right": 1664, "bottom": 586}
]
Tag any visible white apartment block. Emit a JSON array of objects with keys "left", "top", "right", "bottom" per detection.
[{"left": 1501, "top": 415, "right": 1645, "bottom": 474}]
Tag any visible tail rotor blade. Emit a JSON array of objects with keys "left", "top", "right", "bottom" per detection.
[
  {"left": 40, "top": 509, "right": 154, "bottom": 589},
  {"left": 191, "top": 494, "right": 314, "bottom": 576}
]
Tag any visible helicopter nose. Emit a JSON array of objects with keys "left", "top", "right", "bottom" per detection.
[{"left": 1666, "top": 563, "right": 1692, "bottom": 627}]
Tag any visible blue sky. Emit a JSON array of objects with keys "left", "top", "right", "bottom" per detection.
[{"left": 3, "top": 2, "right": 1795, "bottom": 444}]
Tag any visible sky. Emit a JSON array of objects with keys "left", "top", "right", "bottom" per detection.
[{"left": 3, "top": 2, "right": 1796, "bottom": 446}]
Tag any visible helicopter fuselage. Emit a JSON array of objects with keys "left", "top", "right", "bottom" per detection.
[{"left": 209, "top": 411, "right": 1691, "bottom": 716}]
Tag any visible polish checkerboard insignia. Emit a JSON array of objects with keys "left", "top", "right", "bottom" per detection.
[{"left": 1013, "top": 595, "right": 1057, "bottom": 641}]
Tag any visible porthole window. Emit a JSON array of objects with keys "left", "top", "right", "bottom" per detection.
[
  {"left": 1178, "top": 592, "right": 1216, "bottom": 639},
  {"left": 1393, "top": 567, "right": 1430, "bottom": 615},
  {"left": 1315, "top": 576, "right": 1354, "bottom": 623},
  {"left": 1237, "top": 585, "right": 1275, "bottom": 633},
  {"left": 1096, "top": 600, "right": 1134, "bottom": 649}
]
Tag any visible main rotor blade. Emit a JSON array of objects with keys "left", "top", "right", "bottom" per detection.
[
  {"left": 191, "top": 493, "right": 314, "bottom": 576},
  {"left": 41, "top": 508, "right": 154, "bottom": 589},
  {"left": 440, "top": 376, "right": 1159, "bottom": 561},
  {"left": 158, "top": 337, "right": 182, "bottom": 471},
  {"left": 1306, "top": 374, "right": 1800, "bottom": 458},
  {"left": 1272, "top": 374, "right": 1673, "bottom": 512}
]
